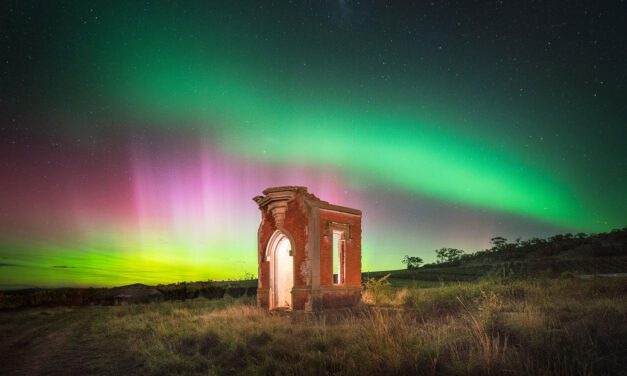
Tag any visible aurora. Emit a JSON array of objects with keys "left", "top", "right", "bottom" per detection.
[{"left": 1, "top": 1, "right": 625, "bottom": 288}]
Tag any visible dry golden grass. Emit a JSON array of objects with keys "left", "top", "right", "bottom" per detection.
[
  {"left": 99, "top": 277, "right": 626, "bottom": 375},
  {"left": 1, "top": 277, "right": 626, "bottom": 375}
]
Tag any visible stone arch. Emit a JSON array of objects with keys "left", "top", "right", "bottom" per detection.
[{"left": 265, "top": 229, "right": 295, "bottom": 309}]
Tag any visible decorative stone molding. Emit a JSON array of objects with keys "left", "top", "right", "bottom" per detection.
[{"left": 253, "top": 186, "right": 302, "bottom": 228}]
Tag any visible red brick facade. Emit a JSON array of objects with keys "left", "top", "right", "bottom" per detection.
[{"left": 253, "top": 186, "right": 362, "bottom": 311}]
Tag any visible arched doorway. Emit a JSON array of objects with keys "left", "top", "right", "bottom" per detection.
[{"left": 266, "top": 230, "right": 294, "bottom": 309}]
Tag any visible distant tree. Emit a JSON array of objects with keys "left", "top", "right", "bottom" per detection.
[
  {"left": 435, "top": 248, "right": 446, "bottom": 263},
  {"left": 519, "top": 239, "right": 533, "bottom": 247},
  {"left": 448, "top": 248, "right": 465, "bottom": 261},
  {"left": 549, "top": 234, "right": 565, "bottom": 242},
  {"left": 242, "top": 271, "right": 256, "bottom": 280},
  {"left": 435, "top": 248, "right": 465, "bottom": 263},
  {"left": 402, "top": 255, "right": 424, "bottom": 269},
  {"left": 529, "top": 237, "right": 543, "bottom": 245},
  {"left": 490, "top": 236, "right": 508, "bottom": 251},
  {"left": 575, "top": 232, "right": 587, "bottom": 239}
]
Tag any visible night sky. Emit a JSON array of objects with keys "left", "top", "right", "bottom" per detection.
[{"left": 1, "top": 1, "right": 625, "bottom": 288}]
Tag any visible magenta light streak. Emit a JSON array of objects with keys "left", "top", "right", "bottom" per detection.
[{"left": 128, "top": 136, "right": 358, "bottom": 252}]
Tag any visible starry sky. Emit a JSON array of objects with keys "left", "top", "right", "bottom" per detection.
[{"left": 1, "top": 1, "right": 626, "bottom": 288}]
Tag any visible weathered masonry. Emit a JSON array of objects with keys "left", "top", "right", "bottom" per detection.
[{"left": 253, "top": 186, "right": 362, "bottom": 311}]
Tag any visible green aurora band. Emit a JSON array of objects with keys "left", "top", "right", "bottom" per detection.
[
  {"left": 105, "top": 30, "right": 585, "bottom": 230},
  {"left": 1, "top": 2, "right": 625, "bottom": 287}
]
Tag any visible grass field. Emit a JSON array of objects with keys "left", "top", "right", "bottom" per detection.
[{"left": 1, "top": 277, "right": 626, "bottom": 375}]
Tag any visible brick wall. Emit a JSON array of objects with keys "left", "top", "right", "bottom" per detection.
[
  {"left": 318, "top": 209, "right": 362, "bottom": 289},
  {"left": 282, "top": 197, "right": 309, "bottom": 287}
]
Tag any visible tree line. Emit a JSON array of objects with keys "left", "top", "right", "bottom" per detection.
[{"left": 401, "top": 228, "right": 627, "bottom": 269}]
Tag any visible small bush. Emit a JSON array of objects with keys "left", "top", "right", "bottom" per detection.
[
  {"left": 200, "top": 286, "right": 225, "bottom": 300},
  {"left": 476, "top": 289, "right": 504, "bottom": 331},
  {"left": 363, "top": 274, "right": 393, "bottom": 305},
  {"left": 560, "top": 271, "right": 575, "bottom": 279},
  {"left": 225, "top": 287, "right": 246, "bottom": 298}
]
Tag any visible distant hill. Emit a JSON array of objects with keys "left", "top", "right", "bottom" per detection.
[
  {"left": 0, "top": 280, "right": 257, "bottom": 309},
  {"left": 366, "top": 227, "right": 627, "bottom": 283},
  {"left": 0, "top": 287, "right": 46, "bottom": 296}
]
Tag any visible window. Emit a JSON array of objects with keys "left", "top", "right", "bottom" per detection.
[{"left": 332, "top": 231, "right": 345, "bottom": 285}]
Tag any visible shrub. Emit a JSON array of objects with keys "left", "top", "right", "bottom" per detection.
[
  {"left": 200, "top": 286, "right": 225, "bottom": 300},
  {"left": 363, "top": 274, "right": 393, "bottom": 305},
  {"left": 225, "top": 287, "right": 246, "bottom": 298},
  {"left": 560, "top": 271, "right": 575, "bottom": 279},
  {"left": 476, "top": 289, "right": 504, "bottom": 331}
]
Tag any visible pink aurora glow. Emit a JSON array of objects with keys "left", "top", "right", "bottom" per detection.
[{"left": 129, "top": 138, "right": 358, "bottom": 248}]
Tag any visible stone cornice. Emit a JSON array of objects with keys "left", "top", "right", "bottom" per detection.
[{"left": 253, "top": 186, "right": 361, "bottom": 216}]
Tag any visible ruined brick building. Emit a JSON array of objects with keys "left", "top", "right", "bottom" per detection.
[{"left": 253, "top": 186, "right": 362, "bottom": 311}]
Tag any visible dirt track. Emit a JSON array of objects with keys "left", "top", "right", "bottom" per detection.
[{"left": 0, "top": 308, "right": 139, "bottom": 376}]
